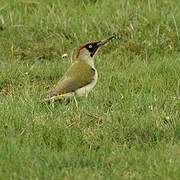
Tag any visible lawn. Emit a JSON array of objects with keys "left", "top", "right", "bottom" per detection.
[{"left": 0, "top": 0, "right": 180, "bottom": 179}]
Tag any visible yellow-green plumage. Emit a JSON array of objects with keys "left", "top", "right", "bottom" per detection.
[
  {"left": 44, "top": 36, "right": 114, "bottom": 102},
  {"left": 46, "top": 61, "right": 95, "bottom": 100}
]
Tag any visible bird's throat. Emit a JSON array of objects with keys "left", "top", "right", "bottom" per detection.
[{"left": 85, "top": 58, "right": 95, "bottom": 68}]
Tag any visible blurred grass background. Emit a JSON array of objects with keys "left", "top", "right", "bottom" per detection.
[{"left": 0, "top": 0, "right": 180, "bottom": 179}]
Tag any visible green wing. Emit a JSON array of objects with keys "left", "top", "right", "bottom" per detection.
[{"left": 46, "top": 61, "right": 95, "bottom": 98}]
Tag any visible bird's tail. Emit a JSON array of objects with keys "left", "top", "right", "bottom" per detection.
[{"left": 43, "top": 92, "right": 74, "bottom": 103}]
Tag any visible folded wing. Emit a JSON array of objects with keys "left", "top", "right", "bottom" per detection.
[{"left": 45, "top": 61, "right": 95, "bottom": 99}]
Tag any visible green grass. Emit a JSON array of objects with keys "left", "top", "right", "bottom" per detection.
[{"left": 0, "top": 0, "right": 180, "bottom": 179}]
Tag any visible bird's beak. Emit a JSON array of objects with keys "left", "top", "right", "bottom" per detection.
[
  {"left": 90, "top": 35, "right": 114, "bottom": 57},
  {"left": 96, "top": 35, "right": 115, "bottom": 47}
]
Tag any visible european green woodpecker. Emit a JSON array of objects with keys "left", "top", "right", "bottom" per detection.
[{"left": 44, "top": 36, "right": 114, "bottom": 102}]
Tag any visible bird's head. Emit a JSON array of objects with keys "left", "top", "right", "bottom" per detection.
[{"left": 76, "top": 36, "right": 114, "bottom": 64}]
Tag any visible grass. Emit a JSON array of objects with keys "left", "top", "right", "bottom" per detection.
[{"left": 0, "top": 0, "right": 180, "bottom": 179}]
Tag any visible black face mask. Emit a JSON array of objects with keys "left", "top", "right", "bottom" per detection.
[{"left": 85, "top": 42, "right": 100, "bottom": 57}]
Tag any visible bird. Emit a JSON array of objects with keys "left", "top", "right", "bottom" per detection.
[{"left": 44, "top": 36, "right": 114, "bottom": 103}]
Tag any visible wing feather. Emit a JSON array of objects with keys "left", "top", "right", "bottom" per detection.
[{"left": 46, "top": 61, "right": 95, "bottom": 98}]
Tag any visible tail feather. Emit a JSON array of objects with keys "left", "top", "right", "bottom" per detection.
[{"left": 44, "top": 92, "right": 75, "bottom": 103}]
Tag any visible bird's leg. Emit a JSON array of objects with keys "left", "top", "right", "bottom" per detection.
[
  {"left": 51, "top": 100, "right": 55, "bottom": 108},
  {"left": 85, "top": 89, "right": 89, "bottom": 98},
  {"left": 73, "top": 96, "right": 78, "bottom": 108}
]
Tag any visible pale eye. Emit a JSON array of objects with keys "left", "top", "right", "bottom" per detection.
[{"left": 88, "top": 45, "right": 92, "bottom": 48}]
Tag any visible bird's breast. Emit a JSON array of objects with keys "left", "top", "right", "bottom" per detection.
[{"left": 75, "top": 69, "right": 98, "bottom": 97}]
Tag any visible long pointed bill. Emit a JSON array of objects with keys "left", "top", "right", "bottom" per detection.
[
  {"left": 97, "top": 35, "right": 115, "bottom": 47},
  {"left": 90, "top": 35, "right": 115, "bottom": 57}
]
